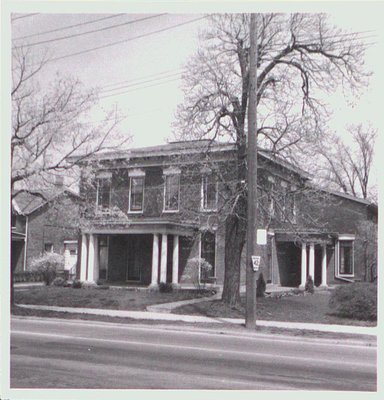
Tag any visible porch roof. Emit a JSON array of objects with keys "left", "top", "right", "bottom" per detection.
[
  {"left": 82, "top": 219, "right": 197, "bottom": 237},
  {"left": 274, "top": 230, "right": 337, "bottom": 244}
]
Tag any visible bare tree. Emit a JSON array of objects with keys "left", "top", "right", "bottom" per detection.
[
  {"left": 10, "top": 48, "right": 129, "bottom": 305},
  {"left": 11, "top": 48, "right": 129, "bottom": 198},
  {"left": 313, "top": 124, "right": 377, "bottom": 200},
  {"left": 174, "top": 13, "right": 369, "bottom": 305}
]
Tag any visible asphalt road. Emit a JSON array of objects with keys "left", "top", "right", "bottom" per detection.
[{"left": 10, "top": 316, "right": 376, "bottom": 390}]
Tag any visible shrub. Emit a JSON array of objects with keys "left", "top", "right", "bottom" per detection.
[
  {"left": 159, "top": 282, "right": 173, "bottom": 293},
  {"left": 72, "top": 279, "right": 82, "bottom": 289},
  {"left": 256, "top": 273, "right": 266, "bottom": 298},
  {"left": 329, "top": 283, "right": 377, "bottom": 321},
  {"left": 52, "top": 277, "right": 66, "bottom": 287},
  {"left": 305, "top": 275, "right": 315, "bottom": 294},
  {"left": 29, "top": 253, "right": 64, "bottom": 285}
]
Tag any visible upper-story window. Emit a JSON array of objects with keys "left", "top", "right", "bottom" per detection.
[
  {"left": 96, "top": 172, "right": 112, "bottom": 212},
  {"left": 128, "top": 169, "right": 145, "bottom": 213},
  {"left": 163, "top": 167, "right": 180, "bottom": 212},
  {"left": 201, "top": 175, "right": 218, "bottom": 211}
]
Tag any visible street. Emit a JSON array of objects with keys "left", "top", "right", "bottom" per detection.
[{"left": 11, "top": 316, "right": 376, "bottom": 390}]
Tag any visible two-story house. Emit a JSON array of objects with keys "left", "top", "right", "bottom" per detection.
[{"left": 76, "top": 140, "right": 377, "bottom": 289}]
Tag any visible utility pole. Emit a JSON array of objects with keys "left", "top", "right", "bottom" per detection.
[{"left": 245, "top": 13, "right": 258, "bottom": 329}]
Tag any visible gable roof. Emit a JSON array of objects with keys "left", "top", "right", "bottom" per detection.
[{"left": 13, "top": 188, "right": 80, "bottom": 216}]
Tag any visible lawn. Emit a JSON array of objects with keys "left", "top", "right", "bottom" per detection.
[
  {"left": 14, "top": 286, "right": 213, "bottom": 311},
  {"left": 172, "top": 291, "right": 377, "bottom": 327}
]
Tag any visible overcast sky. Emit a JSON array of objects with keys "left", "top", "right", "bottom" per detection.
[{"left": 5, "top": 2, "right": 384, "bottom": 152}]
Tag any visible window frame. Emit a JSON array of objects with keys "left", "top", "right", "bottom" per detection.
[
  {"left": 336, "top": 235, "right": 355, "bottom": 277},
  {"left": 128, "top": 175, "right": 145, "bottom": 213},
  {"left": 163, "top": 168, "right": 181, "bottom": 213},
  {"left": 95, "top": 172, "right": 112, "bottom": 213},
  {"left": 201, "top": 174, "right": 218, "bottom": 211}
]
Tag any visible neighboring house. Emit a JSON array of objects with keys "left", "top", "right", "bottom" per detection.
[
  {"left": 11, "top": 187, "right": 81, "bottom": 277},
  {"left": 76, "top": 140, "right": 377, "bottom": 288}
]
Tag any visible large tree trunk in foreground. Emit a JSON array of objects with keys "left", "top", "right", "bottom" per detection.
[{"left": 222, "top": 195, "right": 247, "bottom": 306}]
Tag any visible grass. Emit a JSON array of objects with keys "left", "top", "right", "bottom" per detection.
[
  {"left": 14, "top": 286, "right": 213, "bottom": 311},
  {"left": 172, "top": 291, "right": 377, "bottom": 327}
]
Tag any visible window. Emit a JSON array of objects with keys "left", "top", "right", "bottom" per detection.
[
  {"left": 202, "top": 175, "right": 218, "bottom": 211},
  {"left": 164, "top": 174, "right": 180, "bottom": 211},
  {"left": 129, "top": 176, "right": 144, "bottom": 212},
  {"left": 11, "top": 214, "right": 17, "bottom": 228},
  {"left": 44, "top": 243, "right": 53, "bottom": 253},
  {"left": 200, "top": 231, "right": 216, "bottom": 282},
  {"left": 96, "top": 176, "right": 111, "bottom": 212},
  {"left": 267, "top": 176, "right": 275, "bottom": 217},
  {"left": 339, "top": 240, "right": 354, "bottom": 276}
]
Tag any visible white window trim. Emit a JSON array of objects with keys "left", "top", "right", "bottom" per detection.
[
  {"left": 335, "top": 236, "right": 355, "bottom": 278},
  {"left": 201, "top": 175, "right": 218, "bottom": 212},
  {"left": 128, "top": 175, "right": 145, "bottom": 214},
  {"left": 163, "top": 172, "right": 180, "bottom": 213},
  {"left": 199, "top": 231, "right": 217, "bottom": 284}
]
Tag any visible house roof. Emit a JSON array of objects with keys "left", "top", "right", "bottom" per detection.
[
  {"left": 72, "top": 140, "right": 311, "bottom": 178},
  {"left": 13, "top": 188, "right": 80, "bottom": 216}
]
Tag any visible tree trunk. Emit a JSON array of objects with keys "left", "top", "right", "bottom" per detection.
[{"left": 221, "top": 195, "right": 247, "bottom": 306}]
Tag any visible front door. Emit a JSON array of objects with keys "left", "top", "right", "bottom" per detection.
[{"left": 126, "top": 237, "right": 141, "bottom": 281}]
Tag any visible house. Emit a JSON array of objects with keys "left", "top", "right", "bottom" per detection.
[
  {"left": 11, "top": 186, "right": 81, "bottom": 277},
  {"left": 76, "top": 140, "right": 377, "bottom": 288}
]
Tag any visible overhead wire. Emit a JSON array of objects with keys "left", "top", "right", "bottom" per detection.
[
  {"left": 12, "top": 13, "right": 126, "bottom": 40},
  {"left": 11, "top": 13, "right": 39, "bottom": 21},
  {"left": 13, "top": 13, "right": 167, "bottom": 49}
]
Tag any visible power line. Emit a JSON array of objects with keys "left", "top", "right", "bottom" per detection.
[
  {"left": 99, "top": 77, "right": 181, "bottom": 99},
  {"left": 11, "top": 13, "right": 39, "bottom": 22},
  {"left": 13, "top": 14, "right": 126, "bottom": 41},
  {"left": 46, "top": 16, "right": 207, "bottom": 64},
  {"left": 99, "top": 71, "right": 182, "bottom": 94},
  {"left": 13, "top": 14, "right": 167, "bottom": 49}
]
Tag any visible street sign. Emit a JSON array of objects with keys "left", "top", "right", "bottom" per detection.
[
  {"left": 251, "top": 255, "right": 261, "bottom": 272},
  {"left": 257, "top": 229, "right": 267, "bottom": 245}
]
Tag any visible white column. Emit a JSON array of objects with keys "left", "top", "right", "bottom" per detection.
[
  {"left": 87, "top": 234, "right": 95, "bottom": 282},
  {"left": 309, "top": 242, "right": 315, "bottom": 281},
  {"left": 160, "top": 234, "right": 168, "bottom": 283},
  {"left": 80, "top": 234, "right": 88, "bottom": 281},
  {"left": 299, "top": 243, "right": 307, "bottom": 288},
  {"left": 93, "top": 235, "right": 99, "bottom": 282},
  {"left": 320, "top": 244, "right": 328, "bottom": 287},
  {"left": 151, "top": 234, "right": 159, "bottom": 286},
  {"left": 172, "top": 235, "right": 179, "bottom": 285}
]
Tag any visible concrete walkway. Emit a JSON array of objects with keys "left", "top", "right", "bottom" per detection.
[{"left": 16, "top": 304, "right": 378, "bottom": 336}]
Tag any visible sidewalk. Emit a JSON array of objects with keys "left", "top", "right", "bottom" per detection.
[{"left": 16, "top": 303, "right": 378, "bottom": 336}]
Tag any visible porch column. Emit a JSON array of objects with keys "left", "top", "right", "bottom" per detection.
[
  {"left": 87, "top": 234, "right": 95, "bottom": 282},
  {"left": 93, "top": 235, "right": 99, "bottom": 282},
  {"left": 299, "top": 243, "right": 307, "bottom": 289},
  {"left": 160, "top": 234, "right": 168, "bottom": 283},
  {"left": 320, "top": 244, "right": 328, "bottom": 287},
  {"left": 308, "top": 242, "right": 315, "bottom": 281},
  {"left": 172, "top": 235, "right": 179, "bottom": 285},
  {"left": 80, "top": 234, "right": 88, "bottom": 281},
  {"left": 151, "top": 234, "right": 159, "bottom": 285}
]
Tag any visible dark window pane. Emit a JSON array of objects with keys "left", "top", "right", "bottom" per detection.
[
  {"left": 340, "top": 241, "right": 353, "bottom": 275},
  {"left": 165, "top": 175, "right": 179, "bottom": 210},
  {"left": 201, "top": 231, "right": 215, "bottom": 281},
  {"left": 130, "top": 177, "right": 144, "bottom": 211},
  {"left": 97, "top": 178, "right": 111, "bottom": 210}
]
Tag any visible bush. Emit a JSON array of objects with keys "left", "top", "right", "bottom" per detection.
[
  {"left": 159, "top": 282, "right": 173, "bottom": 293},
  {"left": 329, "top": 283, "right": 377, "bottom": 321},
  {"left": 305, "top": 275, "right": 315, "bottom": 294},
  {"left": 52, "top": 277, "right": 66, "bottom": 287},
  {"left": 72, "top": 279, "right": 82, "bottom": 289},
  {"left": 30, "top": 253, "right": 64, "bottom": 285},
  {"left": 256, "top": 273, "right": 266, "bottom": 298}
]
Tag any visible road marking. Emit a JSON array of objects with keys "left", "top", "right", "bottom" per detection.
[{"left": 12, "top": 330, "right": 376, "bottom": 370}]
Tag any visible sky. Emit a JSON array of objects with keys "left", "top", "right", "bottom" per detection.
[{"left": 5, "top": 1, "right": 383, "bottom": 151}]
